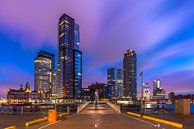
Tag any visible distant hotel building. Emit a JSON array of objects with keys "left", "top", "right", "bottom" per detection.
[
  {"left": 152, "top": 79, "right": 166, "bottom": 99},
  {"left": 7, "top": 82, "right": 39, "bottom": 103},
  {"left": 107, "top": 68, "right": 123, "bottom": 97},
  {"left": 123, "top": 49, "right": 137, "bottom": 101},
  {"left": 34, "top": 51, "right": 54, "bottom": 99},
  {"left": 57, "top": 13, "right": 82, "bottom": 99}
]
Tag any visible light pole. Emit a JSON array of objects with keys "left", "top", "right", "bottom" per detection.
[{"left": 140, "top": 72, "right": 144, "bottom": 116}]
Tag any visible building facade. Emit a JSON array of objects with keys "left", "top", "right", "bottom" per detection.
[
  {"left": 7, "top": 82, "right": 40, "bottom": 103},
  {"left": 88, "top": 82, "right": 111, "bottom": 101},
  {"left": 123, "top": 49, "right": 137, "bottom": 101},
  {"left": 57, "top": 13, "right": 82, "bottom": 99},
  {"left": 153, "top": 79, "right": 161, "bottom": 96},
  {"left": 168, "top": 92, "right": 175, "bottom": 103},
  {"left": 107, "top": 68, "right": 123, "bottom": 97},
  {"left": 34, "top": 51, "right": 54, "bottom": 99},
  {"left": 80, "top": 88, "right": 91, "bottom": 101},
  {"left": 52, "top": 69, "right": 58, "bottom": 97},
  {"left": 152, "top": 79, "right": 166, "bottom": 99}
]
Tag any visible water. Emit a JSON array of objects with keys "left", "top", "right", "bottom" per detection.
[
  {"left": 144, "top": 104, "right": 194, "bottom": 113},
  {"left": 121, "top": 104, "right": 194, "bottom": 113}
]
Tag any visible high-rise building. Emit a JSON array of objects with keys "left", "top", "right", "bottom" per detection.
[
  {"left": 74, "top": 23, "right": 82, "bottom": 98},
  {"left": 34, "top": 51, "right": 54, "bottom": 98},
  {"left": 57, "top": 13, "right": 82, "bottom": 99},
  {"left": 123, "top": 49, "right": 137, "bottom": 101},
  {"left": 152, "top": 79, "right": 166, "bottom": 99},
  {"left": 153, "top": 79, "right": 161, "bottom": 96},
  {"left": 52, "top": 69, "right": 58, "bottom": 96},
  {"left": 107, "top": 68, "right": 123, "bottom": 97}
]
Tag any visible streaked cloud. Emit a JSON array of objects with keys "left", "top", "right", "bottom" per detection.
[{"left": 0, "top": 0, "right": 194, "bottom": 96}]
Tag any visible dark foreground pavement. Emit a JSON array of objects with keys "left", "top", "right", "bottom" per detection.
[
  {"left": 148, "top": 113, "right": 194, "bottom": 129},
  {"left": 0, "top": 112, "right": 47, "bottom": 129},
  {"left": 34, "top": 103, "right": 177, "bottom": 129}
]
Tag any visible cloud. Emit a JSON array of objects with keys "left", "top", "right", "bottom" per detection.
[
  {"left": 140, "top": 38, "right": 194, "bottom": 73},
  {"left": 160, "top": 70, "right": 194, "bottom": 94},
  {"left": 0, "top": 0, "right": 194, "bottom": 94}
]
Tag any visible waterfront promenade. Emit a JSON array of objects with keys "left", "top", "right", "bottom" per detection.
[{"left": 30, "top": 103, "right": 177, "bottom": 129}]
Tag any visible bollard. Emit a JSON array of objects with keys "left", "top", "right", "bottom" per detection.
[{"left": 48, "top": 109, "right": 57, "bottom": 123}]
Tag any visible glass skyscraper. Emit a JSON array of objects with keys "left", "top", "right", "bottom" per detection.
[
  {"left": 34, "top": 51, "right": 54, "bottom": 99},
  {"left": 123, "top": 49, "right": 137, "bottom": 101},
  {"left": 74, "top": 23, "right": 82, "bottom": 98},
  {"left": 58, "top": 13, "right": 82, "bottom": 99},
  {"left": 107, "top": 68, "right": 123, "bottom": 97}
]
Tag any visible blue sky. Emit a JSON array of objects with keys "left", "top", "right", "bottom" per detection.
[{"left": 0, "top": 0, "right": 194, "bottom": 97}]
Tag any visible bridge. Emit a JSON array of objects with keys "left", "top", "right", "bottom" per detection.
[{"left": 29, "top": 103, "right": 177, "bottom": 129}]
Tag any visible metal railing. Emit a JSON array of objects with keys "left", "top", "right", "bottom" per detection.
[{"left": 77, "top": 101, "right": 90, "bottom": 114}]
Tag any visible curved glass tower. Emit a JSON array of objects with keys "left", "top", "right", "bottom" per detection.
[{"left": 123, "top": 49, "right": 137, "bottom": 101}]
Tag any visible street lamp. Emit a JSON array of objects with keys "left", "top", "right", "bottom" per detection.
[{"left": 140, "top": 72, "right": 143, "bottom": 116}]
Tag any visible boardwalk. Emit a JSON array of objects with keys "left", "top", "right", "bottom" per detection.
[{"left": 37, "top": 103, "right": 177, "bottom": 129}]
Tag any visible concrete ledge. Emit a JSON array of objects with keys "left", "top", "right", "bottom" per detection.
[
  {"left": 106, "top": 102, "right": 121, "bottom": 114},
  {"left": 143, "top": 115, "right": 183, "bottom": 128},
  {"left": 4, "top": 126, "right": 16, "bottom": 129},
  {"left": 127, "top": 112, "right": 141, "bottom": 117},
  {"left": 25, "top": 117, "right": 48, "bottom": 127},
  {"left": 77, "top": 101, "right": 90, "bottom": 114}
]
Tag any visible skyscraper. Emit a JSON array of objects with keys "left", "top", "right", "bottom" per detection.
[
  {"left": 58, "top": 13, "right": 82, "bottom": 99},
  {"left": 107, "top": 68, "right": 123, "bottom": 97},
  {"left": 153, "top": 79, "right": 166, "bottom": 99},
  {"left": 153, "top": 79, "right": 161, "bottom": 96},
  {"left": 74, "top": 23, "right": 82, "bottom": 98},
  {"left": 123, "top": 49, "right": 137, "bottom": 101},
  {"left": 34, "top": 51, "right": 54, "bottom": 98}
]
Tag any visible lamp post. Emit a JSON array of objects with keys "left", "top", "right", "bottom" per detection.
[
  {"left": 140, "top": 72, "right": 144, "bottom": 116},
  {"left": 95, "top": 90, "right": 98, "bottom": 110}
]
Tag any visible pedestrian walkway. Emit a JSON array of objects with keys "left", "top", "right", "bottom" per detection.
[{"left": 38, "top": 103, "right": 177, "bottom": 129}]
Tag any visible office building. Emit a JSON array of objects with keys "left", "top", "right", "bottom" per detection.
[
  {"left": 123, "top": 49, "right": 137, "bottom": 101},
  {"left": 107, "top": 68, "right": 123, "bottom": 97},
  {"left": 57, "top": 13, "right": 82, "bottom": 99},
  {"left": 152, "top": 79, "right": 166, "bottom": 99},
  {"left": 34, "top": 51, "right": 54, "bottom": 99},
  {"left": 52, "top": 69, "right": 58, "bottom": 97},
  {"left": 153, "top": 79, "right": 161, "bottom": 96},
  {"left": 88, "top": 82, "right": 111, "bottom": 101},
  {"left": 80, "top": 88, "right": 91, "bottom": 101}
]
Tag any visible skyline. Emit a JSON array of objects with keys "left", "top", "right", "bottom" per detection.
[{"left": 1, "top": 0, "right": 194, "bottom": 97}]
